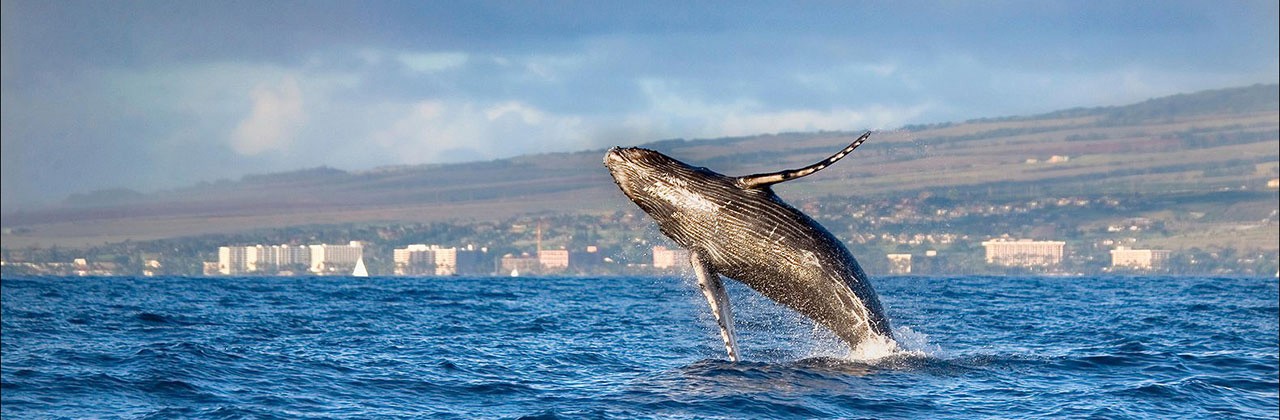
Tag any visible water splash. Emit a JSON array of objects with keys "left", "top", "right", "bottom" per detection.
[
  {"left": 792, "top": 320, "right": 937, "bottom": 363},
  {"left": 892, "top": 326, "right": 939, "bottom": 355},
  {"left": 848, "top": 334, "right": 903, "bottom": 361}
]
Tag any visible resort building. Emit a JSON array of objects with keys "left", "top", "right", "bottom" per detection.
[
  {"left": 980, "top": 239, "right": 1066, "bottom": 267},
  {"left": 1110, "top": 247, "right": 1172, "bottom": 270},
  {"left": 501, "top": 254, "right": 541, "bottom": 276},
  {"left": 394, "top": 244, "right": 437, "bottom": 275},
  {"left": 203, "top": 262, "right": 220, "bottom": 276},
  {"left": 652, "top": 246, "right": 691, "bottom": 270},
  {"left": 218, "top": 244, "right": 312, "bottom": 275},
  {"left": 539, "top": 249, "right": 570, "bottom": 271},
  {"left": 262, "top": 244, "right": 311, "bottom": 269},
  {"left": 218, "top": 245, "right": 261, "bottom": 275},
  {"left": 143, "top": 259, "right": 162, "bottom": 277},
  {"left": 310, "top": 242, "right": 364, "bottom": 274},
  {"left": 887, "top": 253, "right": 912, "bottom": 274},
  {"left": 394, "top": 244, "right": 488, "bottom": 276}
]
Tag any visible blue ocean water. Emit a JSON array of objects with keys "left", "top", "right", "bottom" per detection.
[{"left": 2, "top": 275, "right": 1276, "bottom": 419}]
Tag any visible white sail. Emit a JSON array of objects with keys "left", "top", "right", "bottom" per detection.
[
  {"left": 510, "top": 268, "right": 519, "bottom": 277},
  {"left": 353, "top": 257, "right": 369, "bottom": 277}
]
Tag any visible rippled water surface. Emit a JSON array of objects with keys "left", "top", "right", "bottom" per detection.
[{"left": 2, "top": 275, "right": 1277, "bottom": 418}]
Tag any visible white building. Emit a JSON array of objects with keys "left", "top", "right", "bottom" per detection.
[
  {"left": 394, "top": 244, "right": 455, "bottom": 276},
  {"left": 143, "top": 259, "right": 162, "bottom": 277},
  {"left": 394, "top": 244, "right": 436, "bottom": 275},
  {"left": 652, "top": 246, "right": 691, "bottom": 270},
  {"left": 981, "top": 239, "right": 1066, "bottom": 267},
  {"left": 539, "top": 249, "right": 570, "bottom": 271},
  {"left": 218, "top": 245, "right": 261, "bottom": 275},
  {"left": 887, "top": 253, "right": 912, "bottom": 274},
  {"left": 1110, "top": 247, "right": 1171, "bottom": 270},
  {"left": 310, "top": 242, "right": 364, "bottom": 274},
  {"left": 265, "top": 244, "right": 311, "bottom": 268},
  {"left": 394, "top": 244, "right": 487, "bottom": 276},
  {"left": 218, "top": 244, "right": 311, "bottom": 275}
]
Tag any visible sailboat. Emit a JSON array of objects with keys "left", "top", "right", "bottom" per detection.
[
  {"left": 510, "top": 268, "right": 519, "bottom": 277},
  {"left": 353, "top": 257, "right": 369, "bottom": 277}
]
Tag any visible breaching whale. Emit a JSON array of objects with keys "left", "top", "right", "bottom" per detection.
[{"left": 604, "top": 132, "right": 892, "bottom": 361}]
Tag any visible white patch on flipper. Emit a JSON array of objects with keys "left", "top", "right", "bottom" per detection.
[
  {"left": 699, "top": 278, "right": 740, "bottom": 361},
  {"left": 691, "top": 251, "right": 740, "bottom": 362}
]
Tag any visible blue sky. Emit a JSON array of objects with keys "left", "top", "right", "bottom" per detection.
[{"left": 2, "top": 1, "right": 1277, "bottom": 210}]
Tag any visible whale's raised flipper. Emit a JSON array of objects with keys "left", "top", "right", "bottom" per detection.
[
  {"left": 692, "top": 251, "right": 740, "bottom": 362},
  {"left": 737, "top": 131, "right": 871, "bottom": 189}
]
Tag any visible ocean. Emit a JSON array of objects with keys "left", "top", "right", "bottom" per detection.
[{"left": 2, "top": 275, "right": 1276, "bottom": 419}]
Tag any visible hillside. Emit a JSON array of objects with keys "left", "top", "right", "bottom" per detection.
[{"left": 2, "top": 84, "right": 1277, "bottom": 250}]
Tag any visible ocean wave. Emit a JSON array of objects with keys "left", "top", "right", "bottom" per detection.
[{"left": 2, "top": 275, "right": 1276, "bottom": 418}]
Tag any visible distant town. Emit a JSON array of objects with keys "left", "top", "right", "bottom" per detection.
[
  {"left": 210, "top": 239, "right": 1177, "bottom": 277},
  {"left": 4, "top": 187, "right": 1276, "bottom": 278},
  {"left": 0, "top": 238, "right": 1196, "bottom": 278}
]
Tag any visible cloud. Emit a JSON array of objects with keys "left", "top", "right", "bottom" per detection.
[
  {"left": 715, "top": 106, "right": 930, "bottom": 136},
  {"left": 231, "top": 76, "right": 306, "bottom": 156},
  {"left": 397, "top": 52, "right": 468, "bottom": 73},
  {"left": 3, "top": 2, "right": 1276, "bottom": 208},
  {"left": 629, "top": 78, "right": 931, "bottom": 139},
  {"left": 370, "top": 99, "right": 587, "bottom": 164}
]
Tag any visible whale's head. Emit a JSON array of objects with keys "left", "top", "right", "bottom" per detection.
[{"left": 604, "top": 147, "right": 735, "bottom": 226}]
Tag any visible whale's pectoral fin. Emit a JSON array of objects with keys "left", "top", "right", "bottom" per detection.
[
  {"left": 737, "top": 131, "right": 871, "bottom": 189},
  {"left": 691, "top": 251, "right": 740, "bottom": 362}
]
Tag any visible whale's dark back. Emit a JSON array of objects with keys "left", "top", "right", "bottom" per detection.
[{"left": 605, "top": 146, "right": 893, "bottom": 347}]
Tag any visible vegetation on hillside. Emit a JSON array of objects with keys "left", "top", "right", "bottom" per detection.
[{"left": 2, "top": 84, "right": 1277, "bottom": 276}]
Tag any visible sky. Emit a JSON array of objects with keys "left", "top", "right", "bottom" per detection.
[{"left": 2, "top": 1, "right": 1277, "bottom": 211}]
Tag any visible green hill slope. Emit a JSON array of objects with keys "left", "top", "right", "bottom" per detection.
[{"left": 2, "top": 84, "right": 1276, "bottom": 249}]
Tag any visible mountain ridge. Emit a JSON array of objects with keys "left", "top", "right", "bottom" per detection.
[{"left": 3, "top": 83, "right": 1276, "bottom": 248}]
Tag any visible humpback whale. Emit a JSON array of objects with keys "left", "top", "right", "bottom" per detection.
[{"left": 604, "top": 132, "right": 892, "bottom": 361}]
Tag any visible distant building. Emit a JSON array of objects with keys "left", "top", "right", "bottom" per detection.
[
  {"left": 1047, "top": 155, "right": 1070, "bottom": 163},
  {"left": 143, "top": 259, "right": 162, "bottom": 277},
  {"left": 394, "top": 244, "right": 436, "bottom": 275},
  {"left": 263, "top": 244, "right": 311, "bottom": 269},
  {"left": 570, "top": 246, "right": 605, "bottom": 271},
  {"left": 435, "top": 247, "right": 461, "bottom": 275},
  {"left": 1268, "top": 178, "right": 1279, "bottom": 189},
  {"left": 453, "top": 246, "right": 489, "bottom": 275},
  {"left": 652, "top": 246, "right": 691, "bottom": 270},
  {"left": 67, "top": 258, "right": 122, "bottom": 276},
  {"left": 394, "top": 244, "right": 488, "bottom": 276},
  {"left": 1110, "top": 247, "right": 1171, "bottom": 270},
  {"left": 914, "top": 250, "right": 943, "bottom": 274},
  {"left": 981, "top": 239, "right": 1066, "bottom": 267},
  {"left": 539, "top": 249, "right": 570, "bottom": 271},
  {"left": 887, "top": 253, "right": 912, "bottom": 274},
  {"left": 218, "top": 246, "right": 261, "bottom": 275},
  {"left": 203, "top": 262, "right": 220, "bottom": 276},
  {"left": 218, "top": 244, "right": 311, "bottom": 275},
  {"left": 501, "top": 254, "right": 541, "bottom": 276},
  {"left": 310, "top": 241, "right": 364, "bottom": 274}
]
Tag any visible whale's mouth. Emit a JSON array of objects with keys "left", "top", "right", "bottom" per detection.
[
  {"left": 603, "top": 148, "right": 637, "bottom": 198},
  {"left": 604, "top": 147, "right": 627, "bottom": 166},
  {"left": 605, "top": 147, "right": 658, "bottom": 167}
]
